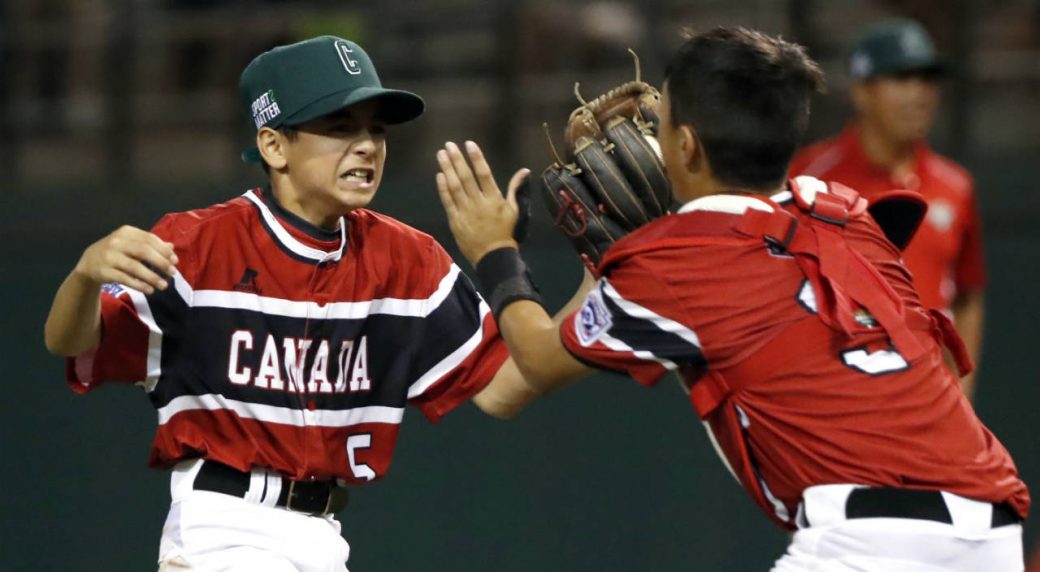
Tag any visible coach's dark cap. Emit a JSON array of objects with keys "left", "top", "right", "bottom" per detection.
[
  {"left": 849, "top": 19, "right": 946, "bottom": 80},
  {"left": 239, "top": 35, "right": 425, "bottom": 163}
]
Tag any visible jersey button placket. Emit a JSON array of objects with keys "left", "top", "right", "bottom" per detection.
[
  {"left": 303, "top": 257, "right": 335, "bottom": 470},
  {"left": 310, "top": 282, "right": 331, "bottom": 432},
  {"left": 301, "top": 264, "right": 326, "bottom": 430}
]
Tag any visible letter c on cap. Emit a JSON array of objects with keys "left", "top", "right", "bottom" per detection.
[{"left": 335, "top": 41, "right": 362, "bottom": 75}]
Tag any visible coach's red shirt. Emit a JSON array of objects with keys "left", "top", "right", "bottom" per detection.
[
  {"left": 67, "top": 188, "right": 507, "bottom": 482},
  {"left": 791, "top": 123, "right": 985, "bottom": 313},
  {"left": 560, "top": 178, "right": 1027, "bottom": 529}
]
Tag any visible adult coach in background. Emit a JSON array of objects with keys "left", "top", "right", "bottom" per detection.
[
  {"left": 43, "top": 36, "right": 540, "bottom": 571},
  {"left": 790, "top": 19, "right": 987, "bottom": 398},
  {"left": 435, "top": 27, "right": 1028, "bottom": 570}
]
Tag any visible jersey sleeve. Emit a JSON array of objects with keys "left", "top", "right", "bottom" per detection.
[
  {"left": 65, "top": 214, "right": 195, "bottom": 393},
  {"left": 954, "top": 190, "right": 987, "bottom": 294},
  {"left": 405, "top": 245, "right": 508, "bottom": 423},
  {"left": 559, "top": 260, "right": 706, "bottom": 387},
  {"left": 65, "top": 285, "right": 151, "bottom": 393}
]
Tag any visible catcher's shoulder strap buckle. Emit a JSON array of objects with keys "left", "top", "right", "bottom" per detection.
[
  {"left": 735, "top": 208, "right": 799, "bottom": 252},
  {"left": 808, "top": 193, "right": 849, "bottom": 227},
  {"left": 827, "top": 182, "right": 868, "bottom": 216},
  {"left": 789, "top": 176, "right": 868, "bottom": 228}
]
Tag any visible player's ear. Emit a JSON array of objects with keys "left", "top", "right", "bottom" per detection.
[
  {"left": 679, "top": 125, "right": 702, "bottom": 173},
  {"left": 257, "top": 127, "right": 288, "bottom": 170}
]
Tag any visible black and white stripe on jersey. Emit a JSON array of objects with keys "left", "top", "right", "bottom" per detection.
[
  {"left": 139, "top": 274, "right": 190, "bottom": 392},
  {"left": 597, "top": 280, "right": 707, "bottom": 371},
  {"left": 134, "top": 263, "right": 490, "bottom": 427},
  {"left": 403, "top": 270, "right": 490, "bottom": 399}
]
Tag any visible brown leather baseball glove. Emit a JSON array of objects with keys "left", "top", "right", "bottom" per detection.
[{"left": 536, "top": 52, "right": 672, "bottom": 275}]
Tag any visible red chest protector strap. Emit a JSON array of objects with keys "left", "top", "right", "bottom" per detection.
[
  {"left": 688, "top": 183, "right": 933, "bottom": 418},
  {"left": 740, "top": 185, "right": 924, "bottom": 356}
]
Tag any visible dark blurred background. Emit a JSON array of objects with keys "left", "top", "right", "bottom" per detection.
[{"left": 2, "top": 0, "right": 1038, "bottom": 570}]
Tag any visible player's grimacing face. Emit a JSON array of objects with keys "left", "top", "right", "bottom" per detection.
[
  {"left": 856, "top": 73, "right": 940, "bottom": 145},
  {"left": 283, "top": 99, "right": 387, "bottom": 218}
]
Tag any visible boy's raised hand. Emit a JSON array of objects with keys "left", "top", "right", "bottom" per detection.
[
  {"left": 75, "top": 225, "right": 179, "bottom": 294},
  {"left": 435, "top": 140, "right": 529, "bottom": 267}
]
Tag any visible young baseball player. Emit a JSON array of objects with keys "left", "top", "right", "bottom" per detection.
[
  {"left": 436, "top": 27, "right": 1029, "bottom": 570},
  {"left": 790, "top": 19, "right": 987, "bottom": 399},
  {"left": 44, "top": 35, "right": 539, "bottom": 571}
]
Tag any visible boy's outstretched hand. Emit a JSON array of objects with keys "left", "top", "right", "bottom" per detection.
[
  {"left": 435, "top": 140, "right": 529, "bottom": 267},
  {"left": 46, "top": 225, "right": 179, "bottom": 356}
]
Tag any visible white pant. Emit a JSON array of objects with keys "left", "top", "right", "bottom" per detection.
[
  {"left": 772, "top": 485, "right": 1025, "bottom": 571},
  {"left": 158, "top": 460, "right": 350, "bottom": 572}
]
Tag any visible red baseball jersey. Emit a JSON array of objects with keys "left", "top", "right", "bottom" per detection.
[
  {"left": 67, "top": 188, "right": 507, "bottom": 483},
  {"left": 791, "top": 123, "right": 986, "bottom": 312},
  {"left": 560, "top": 177, "right": 1027, "bottom": 529}
]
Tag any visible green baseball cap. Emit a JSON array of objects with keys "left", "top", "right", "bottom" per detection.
[
  {"left": 849, "top": 19, "right": 946, "bottom": 80},
  {"left": 239, "top": 35, "right": 425, "bottom": 163}
]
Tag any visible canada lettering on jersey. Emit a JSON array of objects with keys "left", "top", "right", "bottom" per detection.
[
  {"left": 227, "top": 330, "right": 372, "bottom": 394},
  {"left": 66, "top": 191, "right": 510, "bottom": 480}
]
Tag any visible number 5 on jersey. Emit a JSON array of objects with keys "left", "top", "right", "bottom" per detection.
[{"left": 346, "top": 434, "right": 376, "bottom": 481}]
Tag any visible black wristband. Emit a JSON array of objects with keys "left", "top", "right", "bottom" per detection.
[{"left": 475, "top": 247, "right": 544, "bottom": 320}]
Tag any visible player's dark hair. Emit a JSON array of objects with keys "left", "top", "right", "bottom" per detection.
[
  {"left": 663, "top": 27, "right": 825, "bottom": 191},
  {"left": 260, "top": 126, "right": 300, "bottom": 175}
]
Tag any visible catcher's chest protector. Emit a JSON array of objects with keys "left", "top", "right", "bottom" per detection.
[
  {"left": 683, "top": 179, "right": 971, "bottom": 529},
  {"left": 690, "top": 177, "right": 969, "bottom": 419}
]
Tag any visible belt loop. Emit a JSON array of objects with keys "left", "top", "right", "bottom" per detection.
[
  {"left": 244, "top": 469, "right": 267, "bottom": 504},
  {"left": 284, "top": 481, "right": 299, "bottom": 512},
  {"left": 795, "top": 501, "right": 810, "bottom": 529},
  {"left": 941, "top": 491, "right": 994, "bottom": 537},
  {"left": 801, "top": 484, "right": 860, "bottom": 528},
  {"left": 322, "top": 487, "right": 333, "bottom": 515},
  {"left": 261, "top": 470, "right": 282, "bottom": 508},
  {"left": 170, "top": 458, "right": 205, "bottom": 501}
]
